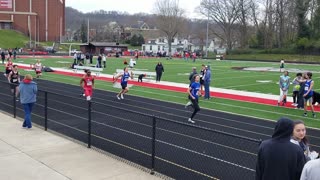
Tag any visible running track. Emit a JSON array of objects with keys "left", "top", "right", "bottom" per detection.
[{"left": 0, "top": 76, "right": 319, "bottom": 180}]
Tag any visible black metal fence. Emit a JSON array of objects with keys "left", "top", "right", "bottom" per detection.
[{"left": 0, "top": 80, "right": 261, "bottom": 180}]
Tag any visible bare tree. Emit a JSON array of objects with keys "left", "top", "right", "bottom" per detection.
[
  {"left": 153, "top": 0, "right": 185, "bottom": 57},
  {"left": 200, "top": 0, "right": 242, "bottom": 50}
]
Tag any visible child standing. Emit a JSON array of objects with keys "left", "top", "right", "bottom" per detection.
[{"left": 292, "top": 73, "right": 302, "bottom": 106}]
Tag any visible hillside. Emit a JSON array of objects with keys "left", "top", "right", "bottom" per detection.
[{"left": 0, "top": 30, "right": 29, "bottom": 49}]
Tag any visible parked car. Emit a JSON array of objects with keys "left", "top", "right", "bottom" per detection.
[{"left": 28, "top": 51, "right": 49, "bottom": 55}]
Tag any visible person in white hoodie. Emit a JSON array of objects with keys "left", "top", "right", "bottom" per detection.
[{"left": 300, "top": 159, "right": 320, "bottom": 180}]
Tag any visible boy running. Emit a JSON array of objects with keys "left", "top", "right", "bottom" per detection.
[
  {"left": 113, "top": 67, "right": 133, "bottom": 100},
  {"left": 187, "top": 75, "right": 201, "bottom": 124},
  {"left": 5, "top": 58, "right": 13, "bottom": 77},
  {"left": 80, "top": 70, "right": 95, "bottom": 101}
]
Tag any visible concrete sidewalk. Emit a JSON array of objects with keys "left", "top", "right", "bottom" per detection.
[{"left": 0, "top": 112, "right": 163, "bottom": 180}]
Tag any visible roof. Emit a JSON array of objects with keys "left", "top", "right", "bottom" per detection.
[{"left": 87, "top": 42, "right": 127, "bottom": 47}]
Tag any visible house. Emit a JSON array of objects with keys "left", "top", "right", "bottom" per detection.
[{"left": 141, "top": 37, "right": 194, "bottom": 54}]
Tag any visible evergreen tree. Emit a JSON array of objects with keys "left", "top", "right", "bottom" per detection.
[
  {"left": 80, "top": 21, "right": 88, "bottom": 43},
  {"left": 311, "top": 0, "right": 320, "bottom": 39},
  {"left": 296, "top": 0, "right": 311, "bottom": 39},
  {"left": 137, "top": 34, "right": 145, "bottom": 46},
  {"left": 130, "top": 34, "right": 138, "bottom": 46}
]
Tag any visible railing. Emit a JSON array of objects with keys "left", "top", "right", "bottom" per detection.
[{"left": 0, "top": 80, "right": 261, "bottom": 180}]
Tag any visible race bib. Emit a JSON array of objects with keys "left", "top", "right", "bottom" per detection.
[
  {"left": 305, "top": 87, "right": 309, "bottom": 91},
  {"left": 12, "top": 79, "right": 17, "bottom": 82},
  {"left": 87, "top": 81, "right": 92, "bottom": 86}
]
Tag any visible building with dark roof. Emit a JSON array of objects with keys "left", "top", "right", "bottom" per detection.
[
  {"left": 80, "top": 42, "right": 128, "bottom": 55},
  {"left": 0, "top": 0, "right": 65, "bottom": 42}
]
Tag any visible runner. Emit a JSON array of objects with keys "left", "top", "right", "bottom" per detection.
[
  {"left": 34, "top": 59, "right": 43, "bottom": 79},
  {"left": 8, "top": 65, "right": 20, "bottom": 101},
  {"left": 113, "top": 67, "right": 133, "bottom": 100},
  {"left": 80, "top": 70, "right": 95, "bottom": 101},
  {"left": 4, "top": 58, "right": 13, "bottom": 78},
  {"left": 187, "top": 75, "right": 201, "bottom": 124}
]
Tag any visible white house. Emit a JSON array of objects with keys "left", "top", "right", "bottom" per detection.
[{"left": 142, "top": 37, "right": 194, "bottom": 54}]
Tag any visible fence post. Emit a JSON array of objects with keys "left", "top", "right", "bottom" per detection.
[
  {"left": 44, "top": 92, "right": 48, "bottom": 131},
  {"left": 13, "top": 86, "right": 16, "bottom": 118},
  {"left": 150, "top": 115, "right": 156, "bottom": 175},
  {"left": 88, "top": 101, "right": 92, "bottom": 148}
]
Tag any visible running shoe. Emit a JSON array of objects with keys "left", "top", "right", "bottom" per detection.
[
  {"left": 120, "top": 94, "right": 124, "bottom": 99},
  {"left": 188, "top": 118, "right": 195, "bottom": 124},
  {"left": 313, "top": 113, "right": 316, "bottom": 118},
  {"left": 303, "top": 113, "right": 307, "bottom": 117},
  {"left": 185, "top": 101, "right": 192, "bottom": 108},
  {"left": 116, "top": 95, "right": 121, "bottom": 100}
]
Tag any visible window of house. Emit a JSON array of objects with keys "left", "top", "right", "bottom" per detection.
[
  {"left": 143, "top": 46, "right": 145, "bottom": 51},
  {"left": 150, "top": 46, "right": 152, "bottom": 50},
  {"left": 158, "top": 46, "right": 160, "bottom": 50}
]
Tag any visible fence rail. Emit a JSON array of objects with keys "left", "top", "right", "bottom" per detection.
[{"left": 0, "top": 80, "right": 261, "bottom": 180}]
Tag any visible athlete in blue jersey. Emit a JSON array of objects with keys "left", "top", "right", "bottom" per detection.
[
  {"left": 299, "top": 72, "right": 316, "bottom": 118},
  {"left": 113, "top": 67, "right": 133, "bottom": 100},
  {"left": 187, "top": 75, "right": 201, "bottom": 123}
]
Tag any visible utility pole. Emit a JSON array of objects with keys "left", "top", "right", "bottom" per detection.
[
  {"left": 205, "top": 8, "right": 209, "bottom": 58},
  {"left": 87, "top": 19, "right": 90, "bottom": 43}
]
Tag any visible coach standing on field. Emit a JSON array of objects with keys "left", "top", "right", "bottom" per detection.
[
  {"left": 155, "top": 62, "right": 164, "bottom": 82},
  {"left": 203, "top": 65, "right": 211, "bottom": 99}
]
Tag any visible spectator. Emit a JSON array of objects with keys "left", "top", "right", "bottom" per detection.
[
  {"left": 278, "top": 71, "right": 290, "bottom": 106},
  {"left": 102, "top": 54, "right": 106, "bottom": 68},
  {"left": 155, "top": 62, "right": 164, "bottom": 82},
  {"left": 189, "top": 67, "right": 198, "bottom": 84},
  {"left": 96, "top": 55, "right": 102, "bottom": 68},
  {"left": 1, "top": 51, "right": 5, "bottom": 64},
  {"left": 297, "top": 73, "right": 306, "bottom": 109},
  {"left": 292, "top": 73, "right": 302, "bottom": 106},
  {"left": 199, "top": 64, "right": 206, "bottom": 96},
  {"left": 19, "top": 74, "right": 37, "bottom": 129},
  {"left": 300, "top": 158, "right": 320, "bottom": 180},
  {"left": 13, "top": 49, "right": 17, "bottom": 60},
  {"left": 203, "top": 65, "right": 211, "bottom": 99},
  {"left": 89, "top": 53, "right": 93, "bottom": 64},
  {"left": 290, "top": 120, "right": 319, "bottom": 161},
  {"left": 256, "top": 117, "right": 306, "bottom": 180}
]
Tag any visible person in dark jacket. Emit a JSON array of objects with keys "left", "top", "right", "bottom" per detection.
[
  {"left": 297, "top": 73, "right": 306, "bottom": 109},
  {"left": 155, "top": 62, "right": 164, "bottom": 82},
  {"left": 256, "top": 117, "right": 306, "bottom": 180},
  {"left": 188, "top": 67, "right": 198, "bottom": 84}
]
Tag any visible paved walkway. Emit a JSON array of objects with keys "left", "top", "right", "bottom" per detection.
[{"left": 0, "top": 112, "right": 162, "bottom": 180}]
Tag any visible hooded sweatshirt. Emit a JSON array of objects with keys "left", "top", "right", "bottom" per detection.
[
  {"left": 18, "top": 79, "right": 37, "bottom": 104},
  {"left": 255, "top": 117, "right": 306, "bottom": 180}
]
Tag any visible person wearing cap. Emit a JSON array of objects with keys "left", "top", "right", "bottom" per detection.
[
  {"left": 203, "top": 65, "right": 211, "bottom": 99},
  {"left": 19, "top": 74, "right": 38, "bottom": 129},
  {"left": 80, "top": 70, "right": 95, "bottom": 101}
]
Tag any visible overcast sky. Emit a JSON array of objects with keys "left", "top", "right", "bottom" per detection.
[{"left": 66, "top": 0, "right": 203, "bottom": 19}]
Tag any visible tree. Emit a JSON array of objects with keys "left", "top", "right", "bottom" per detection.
[
  {"left": 296, "top": 0, "right": 311, "bottom": 39},
  {"left": 137, "top": 34, "right": 145, "bottom": 45},
  {"left": 200, "top": 0, "right": 242, "bottom": 50},
  {"left": 153, "top": 0, "right": 185, "bottom": 57},
  {"left": 80, "top": 21, "right": 88, "bottom": 43},
  {"left": 130, "top": 34, "right": 138, "bottom": 46}
]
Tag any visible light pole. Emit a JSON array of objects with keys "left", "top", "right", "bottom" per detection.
[{"left": 205, "top": 8, "right": 209, "bottom": 58}]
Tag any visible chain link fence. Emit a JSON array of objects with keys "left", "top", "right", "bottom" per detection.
[{"left": 0, "top": 80, "right": 261, "bottom": 180}]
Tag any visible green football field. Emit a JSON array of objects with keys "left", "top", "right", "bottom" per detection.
[{"left": 3, "top": 57, "right": 320, "bottom": 128}]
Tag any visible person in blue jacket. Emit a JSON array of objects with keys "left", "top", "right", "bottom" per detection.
[{"left": 19, "top": 74, "right": 37, "bottom": 129}]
